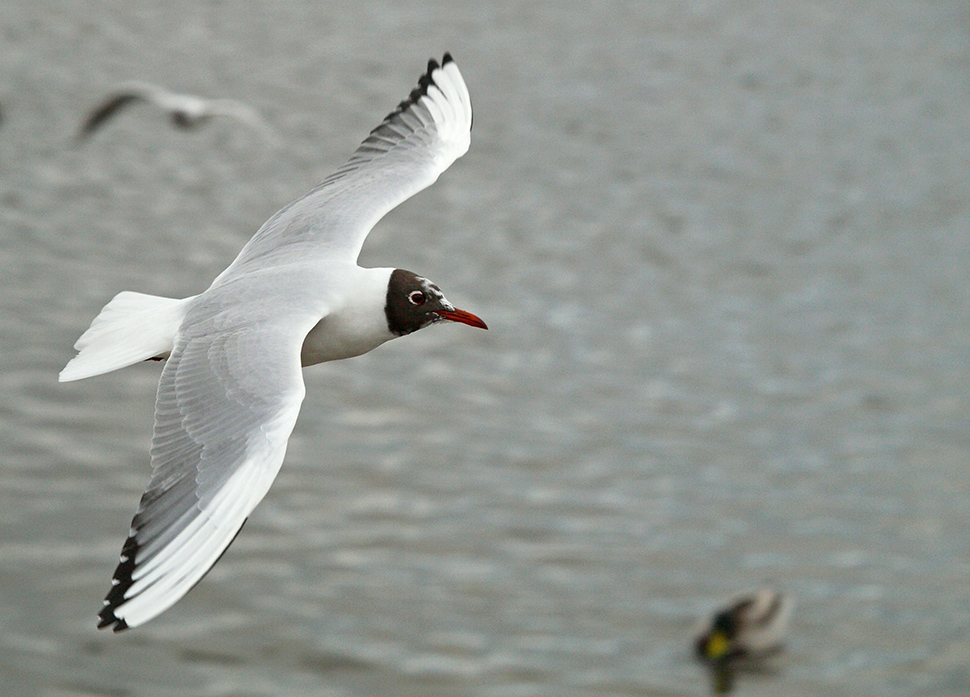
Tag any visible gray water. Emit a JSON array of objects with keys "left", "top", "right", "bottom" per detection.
[{"left": 1, "top": 1, "right": 968, "bottom": 695}]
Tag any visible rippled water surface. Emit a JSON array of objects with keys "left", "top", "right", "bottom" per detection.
[{"left": 1, "top": 1, "right": 969, "bottom": 695}]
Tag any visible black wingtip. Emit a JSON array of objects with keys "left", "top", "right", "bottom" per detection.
[
  {"left": 382, "top": 54, "right": 452, "bottom": 126},
  {"left": 97, "top": 532, "right": 140, "bottom": 632},
  {"left": 97, "top": 610, "right": 129, "bottom": 632}
]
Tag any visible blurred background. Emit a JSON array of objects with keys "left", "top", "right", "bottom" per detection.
[{"left": 1, "top": 1, "right": 968, "bottom": 695}]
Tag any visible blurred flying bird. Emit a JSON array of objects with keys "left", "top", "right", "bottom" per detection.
[{"left": 77, "top": 81, "right": 277, "bottom": 142}]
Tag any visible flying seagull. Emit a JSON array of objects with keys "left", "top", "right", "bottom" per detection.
[
  {"left": 61, "top": 54, "right": 485, "bottom": 631},
  {"left": 77, "top": 80, "right": 277, "bottom": 142}
]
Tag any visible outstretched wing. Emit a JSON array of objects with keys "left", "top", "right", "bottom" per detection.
[
  {"left": 78, "top": 91, "right": 146, "bottom": 140},
  {"left": 98, "top": 306, "right": 319, "bottom": 631},
  {"left": 218, "top": 53, "right": 472, "bottom": 278}
]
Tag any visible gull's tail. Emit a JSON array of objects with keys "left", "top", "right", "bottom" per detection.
[{"left": 60, "top": 292, "right": 193, "bottom": 382}]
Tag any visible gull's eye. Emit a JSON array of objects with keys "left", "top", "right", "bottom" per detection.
[{"left": 408, "top": 290, "right": 426, "bottom": 306}]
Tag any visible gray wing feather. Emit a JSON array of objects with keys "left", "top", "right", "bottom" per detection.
[
  {"left": 98, "top": 308, "right": 318, "bottom": 630},
  {"left": 217, "top": 55, "right": 471, "bottom": 279}
]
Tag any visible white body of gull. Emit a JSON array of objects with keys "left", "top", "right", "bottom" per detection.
[
  {"left": 61, "top": 54, "right": 485, "bottom": 631},
  {"left": 78, "top": 80, "right": 277, "bottom": 142}
]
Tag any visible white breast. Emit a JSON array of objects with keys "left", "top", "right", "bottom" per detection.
[{"left": 300, "top": 266, "right": 396, "bottom": 366}]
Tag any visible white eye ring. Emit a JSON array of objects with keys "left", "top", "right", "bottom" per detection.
[{"left": 408, "top": 290, "right": 426, "bottom": 306}]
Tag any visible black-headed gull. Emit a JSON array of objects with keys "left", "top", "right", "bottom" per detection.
[
  {"left": 77, "top": 80, "right": 276, "bottom": 141},
  {"left": 61, "top": 54, "right": 486, "bottom": 631}
]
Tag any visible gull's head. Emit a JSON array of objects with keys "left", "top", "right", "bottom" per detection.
[
  {"left": 170, "top": 96, "right": 211, "bottom": 129},
  {"left": 171, "top": 110, "right": 208, "bottom": 130},
  {"left": 385, "top": 269, "right": 487, "bottom": 337}
]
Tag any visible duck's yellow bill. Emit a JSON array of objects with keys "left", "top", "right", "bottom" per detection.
[{"left": 705, "top": 630, "right": 731, "bottom": 661}]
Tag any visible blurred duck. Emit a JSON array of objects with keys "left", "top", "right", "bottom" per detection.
[
  {"left": 694, "top": 588, "right": 793, "bottom": 693},
  {"left": 77, "top": 81, "right": 277, "bottom": 143}
]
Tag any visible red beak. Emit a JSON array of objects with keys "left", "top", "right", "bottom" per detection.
[{"left": 435, "top": 307, "right": 488, "bottom": 330}]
